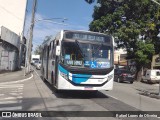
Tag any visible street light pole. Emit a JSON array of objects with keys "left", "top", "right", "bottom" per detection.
[
  {"left": 25, "top": 0, "right": 37, "bottom": 75},
  {"left": 24, "top": 0, "right": 68, "bottom": 76},
  {"left": 35, "top": 19, "right": 68, "bottom": 26},
  {"left": 35, "top": 18, "right": 67, "bottom": 22}
]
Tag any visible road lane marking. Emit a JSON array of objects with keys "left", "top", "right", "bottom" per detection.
[
  {"left": 0, "top": 84, "right": 23, "bottom": 90},
  {"left": 106, "top": 94, "right": 118, "bottom": 100},
  {"left": 0, "top": 94, "right": 4, "bottom": 96},
  {"left": 0, "top": 84, "right": 23, "bottom": 86},
  {"left": 31, "top": 66, "right": 40, "bottom": 77},
  {"left": 102, "top": 91, "right": 118, "bottom": 100},
  {"left": 18, "top": 88, "right": 23, "bottom": 90},
  {"left": 0, "top": 81, "right": 24, "bottom": 111},
  {"left": 0, "top": 106, "right": 22, "bottom": 110},
  {"left": 10, "top": 92, "right": 23, "bottom": 95},
  {"left": 0, "top": 96, "right": 23, "bottom": 100},
  {"left": 11, "top": 90, "right": 23, "bottom": 93},
  {"left": 10, "top": 93, "right": 22, "bottom": 95},
  {"left": 0, "top": 86, "right": 23, "bottom": 88},
  {"left": 0, "top": 100, "right": 22, "bottom": 104}
]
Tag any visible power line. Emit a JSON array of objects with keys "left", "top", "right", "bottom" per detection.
[{"left": 0, "top": 4, "right": 22, "bottom": 21}]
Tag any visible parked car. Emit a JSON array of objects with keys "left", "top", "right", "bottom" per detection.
[
  {"left": 33, "top": 60, "right": 39, "bottom": 67},
  {"left": 31, "top": 58, "right": 39, "bottom": 65},
  {"left": 114, "top": 69, "right": 134, "bottom": 84},
  {"left": 142, "top": 69, "right": 160, "bottom": 84},
  {"left": 36, "top": 61, "right": 41, "bottom": 70}
]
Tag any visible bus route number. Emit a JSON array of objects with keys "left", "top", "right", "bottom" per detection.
[{"left": 66, "top": 60, "right": 82, "bottom": 66}]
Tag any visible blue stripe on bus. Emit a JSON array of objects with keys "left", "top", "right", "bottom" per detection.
[
  {"left": 72, "top": 77, "right": 91, "bottom": 84},
  {"left": 72, "top": 74, "right": 92, "bottom": 78},
  {"left": 58, "top": 64, "right": 68, "bottom": 75},
  {"left": 72, "top": 74, "right": 92, "bottom": 84},
  {"left": 58, "top": 64, "right": 92, "bottom": 84}
]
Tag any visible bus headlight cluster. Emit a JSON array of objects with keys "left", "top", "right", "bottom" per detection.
[
  {"left": 60, "top": 72, "right": 68, "bottom": 80},
  {"left": 107, "top": 74, "right": 113, "bottom": 81}
]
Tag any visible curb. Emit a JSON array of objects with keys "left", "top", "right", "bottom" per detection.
[{"left": 139, "top": 92, "right": 160, "bottom": 99}]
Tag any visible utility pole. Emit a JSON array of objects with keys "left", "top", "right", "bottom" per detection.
[
  {"left": 25, "top": 0, "right": 37, "bottom": 75},
  {"left": 151, "top": 0, "right": 160, "bottom": 6}
]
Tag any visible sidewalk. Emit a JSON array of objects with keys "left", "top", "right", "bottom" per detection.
[{"left": 0, "top": 68, "right": 31, "bottom": 83}]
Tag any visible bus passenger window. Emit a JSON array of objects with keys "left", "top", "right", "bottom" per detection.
[{"left": 56, "top": 40, "right": 59, "bottom": 45}]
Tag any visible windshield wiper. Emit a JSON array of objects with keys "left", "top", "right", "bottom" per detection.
[{"left": 75, "top": 40, "right": 85, "bottom": 58}]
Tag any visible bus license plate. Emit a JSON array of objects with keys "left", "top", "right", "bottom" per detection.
[{"left": 84, "top": 87, "right": 93, "bottom": 90}]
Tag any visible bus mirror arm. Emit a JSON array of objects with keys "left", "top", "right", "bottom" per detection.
[{"left": 56, "top": 46, "right": 60, "bottom": 56}]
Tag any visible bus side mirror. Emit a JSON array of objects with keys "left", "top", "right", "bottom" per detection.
[{"left": 56, "top": 46, "right": 60, "bottom": 56}]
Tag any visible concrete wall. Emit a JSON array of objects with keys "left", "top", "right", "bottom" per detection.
[
  {"left": 114, "top": 48, "right": 127, "bottom": 62},
  {"left": 1, "top": 26, "right": 20, "bottom": 50},
  {"left": 0, "top": 27, "right": 20, "bottom": 71},
  {"left": 0, "top": 0, "right": 27, "bottom": 71}
]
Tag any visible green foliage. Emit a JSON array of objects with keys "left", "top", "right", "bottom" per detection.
[
  {"left": 134, "top": 42, "right": 155, "bottom": 64},
  {"left": 34, "top": 45, "right": 42, "bottom": 55},
  {"left": 89, "top": 0, "right": 160, "bottom": 69},
  {"left": 34, "top": 35, "right": 52, "bottom": 56}
]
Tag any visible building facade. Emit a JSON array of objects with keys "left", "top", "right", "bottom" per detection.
[
  {"left": 0, "top": 0, "right": 27, "bottom": 71},
  {"left": 114, "top": 48, "right": 127, "bottom": 65},
  {"left": 151, "top": 54, "right": 160, "bottom": 69},
  {"left": 114, "top": 48, "right": 136, "bottom": 73}
]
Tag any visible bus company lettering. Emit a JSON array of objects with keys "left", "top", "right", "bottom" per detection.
[
  {"left": 116, "top": 113, "right": 158, "bottom": 118},
  {"left": 116, "top": 114, "right": 138, "bottom": 118}
]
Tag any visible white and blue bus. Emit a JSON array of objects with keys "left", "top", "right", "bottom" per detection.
[{"left": 41, "top": 30, "right": 114, "bottom": 91}]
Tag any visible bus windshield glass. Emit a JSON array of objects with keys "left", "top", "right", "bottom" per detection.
[{"left": 61, "top": 40, "right": 113, "bottom": 69}]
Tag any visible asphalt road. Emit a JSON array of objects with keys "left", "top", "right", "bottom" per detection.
[{"left": 0, "top": 67, "right": 160, "bottom": 120}]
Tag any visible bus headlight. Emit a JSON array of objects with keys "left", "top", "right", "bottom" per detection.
[
  {"left": 108, "top": 74, "right": 113, "bottom": 81},
  {"left": 60, "top": 72, "right": 68, "bottom": 80}
]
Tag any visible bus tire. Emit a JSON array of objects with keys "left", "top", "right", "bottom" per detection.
[
  {"left": 141, "top": 78, "right": 143, "bottom": 82},
  {"left": 117, "top": 77, "right": 121, "bottom": 83},
  {"left": 130, "top": 81, "right": 133, "bottom": 84},
  {"left": 53, "top": 87, "right": 60, "bottom": 93}
]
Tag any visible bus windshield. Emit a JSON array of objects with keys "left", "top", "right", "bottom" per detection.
[{"left": 61, "top": 40, "right": 113, "bottom": 69}]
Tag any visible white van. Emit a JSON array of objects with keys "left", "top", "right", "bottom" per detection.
[
  {"left": 31, "top": 55, "right": 40, "bottom": 65},
  {"left": 142, "top": 69, "right": 160, "bottom": 83}
]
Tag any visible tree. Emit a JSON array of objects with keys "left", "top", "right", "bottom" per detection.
[
  {"left": 89, "top": 0, "right": 160, "bottom": 80},
  {"left": 34, "top": 45, "right": 42, "bottom": 55},
  {"left": 42, "top": 35, "right": 52, "bottom": 44},
  {"left": 34, "top": 35, "right": 52, "bottom": 56},
  {"left": 85, "top": 0, "right": 95, "bottom": 4}
]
